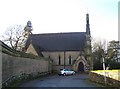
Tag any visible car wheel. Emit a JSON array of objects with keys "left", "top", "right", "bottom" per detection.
[
  {"left": 58, "top": 74, "right": 61, "bottom": 76},
  {"left": 63, "top": 73, "right": 66, "bottom": 76}
]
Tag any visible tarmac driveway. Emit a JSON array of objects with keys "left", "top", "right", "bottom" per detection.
[{"left": 18, "top": 73, "right": 104, "bottom": 87}]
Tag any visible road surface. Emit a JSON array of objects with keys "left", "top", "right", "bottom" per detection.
[{"left": 18, "top": 73, "right": 104, "bottom": 87}]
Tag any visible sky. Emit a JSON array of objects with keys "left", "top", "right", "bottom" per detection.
[{"left": 0, "top": 0, "right": 119, "bottom": 41}]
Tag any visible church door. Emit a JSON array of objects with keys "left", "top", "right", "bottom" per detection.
[{"left": 78, "top": 62, "right": 84, "bottom": 71}]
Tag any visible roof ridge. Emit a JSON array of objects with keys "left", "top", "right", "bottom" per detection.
[{"left": 32, "top": 32, "right": 86, "bottom": 35}]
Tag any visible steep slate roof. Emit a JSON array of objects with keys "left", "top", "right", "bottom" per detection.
[{"left": 26, "top": 32, "right": 86, "bottom": 52}]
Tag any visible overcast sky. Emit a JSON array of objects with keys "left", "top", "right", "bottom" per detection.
[{"left": 0, "top": 0, "right": 119, "bottom": 41}]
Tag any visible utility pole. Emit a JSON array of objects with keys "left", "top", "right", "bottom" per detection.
[{"left": 102, "top": 57, "right": 106, "bottom": 84}]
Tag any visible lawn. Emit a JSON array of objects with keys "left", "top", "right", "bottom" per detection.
[{"left": 91, "top": 70, "right": 120, "bottom": 81}]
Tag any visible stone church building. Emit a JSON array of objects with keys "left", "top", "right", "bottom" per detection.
[{"left": 24, "top": 14, "right": 93, "bottom": 72}]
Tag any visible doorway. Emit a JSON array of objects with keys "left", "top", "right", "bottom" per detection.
[{"left": 78, "top": 62, "right": 84, "bottom": 71}]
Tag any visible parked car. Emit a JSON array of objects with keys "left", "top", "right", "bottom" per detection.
[{"left": 58, "top": 69, "right": 75, "bottom": 76}]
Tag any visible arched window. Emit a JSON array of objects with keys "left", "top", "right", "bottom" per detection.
[
  {"left": 58, "top": 55, "right": 61, "bottom": 65},
  {"left": 48, "top": 56, "right": 50, "bottom": 59},
  {"left": 69, "top": 55, "right": 72, "bottom": 65}
]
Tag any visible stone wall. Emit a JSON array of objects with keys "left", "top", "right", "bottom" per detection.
[
  {"left": 26, "top": 42, "right": 91, "bottom": 72},
  {"left": 42, "top": 51, "right": 80, "bottom": 72},
  {"left": 89, "top": 72, "right": 120, "bottom": 87},
  {"left": 42, "top": 51, "right": 80, "bottom": 65},
  {"left": 2, "top": 52, "right": 52, "bottom": 87},
  {"left": 26, "top": 44, "right": 39, "bottom": 56}
]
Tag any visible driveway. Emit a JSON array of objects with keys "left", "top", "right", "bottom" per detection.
[{"left": 18, "top": 73, "right": 104, "bottom": 87}]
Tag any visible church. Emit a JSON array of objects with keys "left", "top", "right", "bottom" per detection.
[{"left": 24, "top": 13, "right": 93, "bottom": 72}]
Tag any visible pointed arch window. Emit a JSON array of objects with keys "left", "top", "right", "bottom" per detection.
[
  {"left": 69, "top": 55, "right": 72, "bottom": 65},
  {"left": 58, "top": 55, "right": 61, "bottom": 65},
  {"left": 48, "top": 56, "right": 50, "bottom": 59}
]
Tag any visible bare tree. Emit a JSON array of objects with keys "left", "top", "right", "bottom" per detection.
[
  {"left": 92, "top": 39, "right": 107, "bottom": 53},
  {"left": 1, "top": 25, "right": 27, "bottom": 50},
  {"left": 107, "top": 40, "right": 120, "bottom": 62},
  {"left": 91, "top": 39, "right": 108, "bottom": 70},
  {"left": 1, "top": 21, "right": 33, "bottom": 51}
]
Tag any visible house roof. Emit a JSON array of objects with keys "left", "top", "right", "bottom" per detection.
[{"left": 25, "top": 32, "right": 86, "bottom": 52}]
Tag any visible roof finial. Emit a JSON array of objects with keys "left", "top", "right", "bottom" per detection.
[
  {"left": 86, "top": 13, "right": 90, "bottom": 35},
  {"left": 24, "top": 20, "right": 33, "bottom": 35}
]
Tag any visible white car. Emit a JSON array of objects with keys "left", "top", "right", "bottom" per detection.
[{"left": 58, "top": 69, "right": 75, "bottom": 76}]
